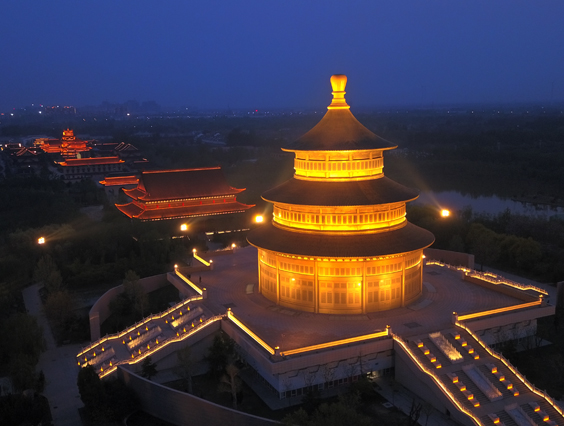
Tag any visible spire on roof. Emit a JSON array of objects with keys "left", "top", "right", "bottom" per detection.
[{"left": 327, "top": 74, "right": 350, "bottom": 110}]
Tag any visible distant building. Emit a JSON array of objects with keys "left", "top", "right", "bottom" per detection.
[
  {"left": 115, "top": 167, "right": 254, "bottom": 222},
  {"left": 10, "top": 147, "right": 42, "bottom": 175},
  {"left": 35, "top": 129, "right": 91, "bottom": 159},
  {"left": 57, "top": 157, "right": 125, "bottom": 182}
]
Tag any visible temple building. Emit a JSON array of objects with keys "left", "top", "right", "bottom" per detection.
[
  {"left": 248, "top": 75, "right": 435, "bottom": 314},
  {"left": 34, "top": 128, "right": 91, "bottom": 158},
  {"left": 115, "top": 167, "right": 254, "bottom": 222},
  {"left": 57, "top": 156, "right": 125, "bottom": 182},
  {"left": 80, "top": 76, "right": 561, "bottom": 426},
  {"left": 99, "top": 175, "right": 140, "bottom": 203}
]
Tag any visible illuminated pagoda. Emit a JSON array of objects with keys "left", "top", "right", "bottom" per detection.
[
  {"left": 116, "top": 167, "right": 254, "bottom": 222},
  {"left": 248, "top": 75, "right": 435, "bottom": 314},
  {"left": 35, "top": 128, "right": 91, "bottom": 159}
]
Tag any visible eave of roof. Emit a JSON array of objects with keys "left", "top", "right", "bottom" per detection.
[
  {"left": 127, "top": 167, "right": 245, "bottom": 202},
  {"left": 247, "top": 221, "right": 434, "bottom": 258},
  {"left": 262, "top": 176, "right": 419, "bottom": 207},
  {"left": 58, "top": 157, "right": 124, "bottom": 166},
  {"left": 116, "top": 201, "right": 254, "bottom": 221}
]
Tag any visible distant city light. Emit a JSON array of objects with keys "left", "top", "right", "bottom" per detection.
[
  {"left": 38, "top": 237, "right": 45, "bottom": 245},
  {"left": 441, "top": 209, "right": 450, "bottom": 218},
  {"left": 255, "top": 215, "right": 264, "bottom": 223}
]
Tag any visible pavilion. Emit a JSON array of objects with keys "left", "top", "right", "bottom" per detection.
[
  {"left": 248, "top": 75, "right": 434, "bottom": 314},
  {"left": 115, "top": 167, "right": 254, "bottom": 222}
]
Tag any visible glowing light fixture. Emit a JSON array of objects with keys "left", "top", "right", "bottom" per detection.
[
  {"left": 441, "top": 209, "right": 450, "bottom": 217},
  {"left": 38, "top": 237, "right": 45, "bottom": 244},
  {"left": 180, "top": 223, "right": 188, "bottom": 231},
  {"left": 255, "top": 215, "right": 264, "bottom": 223}
]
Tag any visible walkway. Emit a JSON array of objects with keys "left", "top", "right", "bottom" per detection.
[{"left": 22, "top": 284, "right": 84, "bottom": 426}]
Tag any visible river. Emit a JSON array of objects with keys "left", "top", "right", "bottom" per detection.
[{"left": 416, "top": 191, "right": 564, "bottom": 217}]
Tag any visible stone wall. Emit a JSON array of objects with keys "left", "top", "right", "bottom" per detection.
[
  {"left": 89, "top": 274, "right": 168, "bottom": 341},
  {"left": 118, "top": 367, "right": 278, "bottom": 426}
]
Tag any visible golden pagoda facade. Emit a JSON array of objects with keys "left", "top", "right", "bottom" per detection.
[{"left": 248, "top": 75, "right": 434, "bottom": 314}]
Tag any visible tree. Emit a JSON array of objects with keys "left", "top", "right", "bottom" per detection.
[
  {"left": 0, "top": 313, "right": 45, "bottom": 367},
  {"left": 44, "top": 290, "right": 74, "bottom": 328},
  {"left": 205, "top": 332, "right": 234, "bottom": 378},
  {"left": 467, "top": 223, "right": 501, "bottom": 270},
  {"left": 283, "top": 392, "right": 370, "bottom": 426},
  {"left": 175, "top": 345, "right": 195, "bottom": 394},
  {"left": 408, "top": 398, "right": 422, "bottom": 426},
  {"left": 219, "top": 363, "right": 241, "bottom": 409},
  {"left": 123, "top": 270, "right": 148, "bottom": 317},
  {"left": 77, "top": 365, "right": 105, "bottom": 409},
  {"left": 34, "top": 255, "right": 64, "bottom": 293},
  {"left": 140, "top": 356, "right": 158, "bottom": 380},
  {"left": 9, "top": 355, "right": 38, "bottom": 392}
]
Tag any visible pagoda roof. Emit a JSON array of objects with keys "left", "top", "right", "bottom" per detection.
[
  {"left": 284, "top": 108, "right": 397, "bottom": 152},
  {"left": 262, "top": 176, "right": 419, "bottom": 207},
  {"left": 283, "top": 75, "right": 396, "bottom": 152},
  {"left": 14, "top": 147, "right": 38, "bottom": 157},
  {"left": 123, "top": 167, "right": 245, "bottom": 202},
  {"left": 115, "top": 142, "right": 138, "bottom": 152},
  {"left": 116, "top": 200, "right": 253, "bottom": 221},
  {"left": 58, "top": 157, "right": 124, "bottom": 167},
  {"left": 248, "top": 221, "right": 434, "bottom": 258}
]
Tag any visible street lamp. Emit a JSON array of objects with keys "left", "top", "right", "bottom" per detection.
[
  {"left": 37, "top": 237, "right": 45, "bottom": 245},
  {"left": 180, "top": 223, "right": 188, "bottom": 231},
  {"left": 440, "top": 209, "right": 450, "bottom": 218},
  {"left": 255, "top": 215, "right": 264, "bottom": 223}
]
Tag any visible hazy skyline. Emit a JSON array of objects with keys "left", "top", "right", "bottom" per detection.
[{"left": 2, "top": 1, "right": 564, "bottom": 111}]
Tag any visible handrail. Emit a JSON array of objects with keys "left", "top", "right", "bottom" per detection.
[
  {"left": 455, "top": 322, "right": 564, "bottom": 419},
  {"left": 391, "top": 333, "right": 483, "bottom": 426},
  {"left": 98, "top": 314, "right": 225, "bottom": 379},
  {"left": 280, "top": 329, "right": 389, "bottom": 357},
  {"left": 175, "top": 270, "right": 203, "bottom": 295},
  {"left": 425, "top": 259, "right": 548, "bottom": 295},
  {"left": 226, "top": 310, "right": 275, "bottom": 355},
  {"left": 457, "top": 300, "right": 542, "bottom": 321},
  {"left": 78, "top": 294, "right": 203, "bottom": 357}
]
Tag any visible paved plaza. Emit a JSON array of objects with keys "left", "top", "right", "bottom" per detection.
[{"left": 197, "top": 246, "right": 528, "bottom": 351}]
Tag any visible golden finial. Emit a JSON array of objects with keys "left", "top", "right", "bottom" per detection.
[{"left": 327, "top": 74, "right": 350, "bottom": 110}]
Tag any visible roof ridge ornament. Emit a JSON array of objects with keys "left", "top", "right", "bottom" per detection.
[{"left": 327, "top": 74, "right": 350, "bottom": 110}]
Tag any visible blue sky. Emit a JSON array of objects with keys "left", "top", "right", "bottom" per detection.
[{"left": 2, "top": 1, "right": 563, "bottom": 110}]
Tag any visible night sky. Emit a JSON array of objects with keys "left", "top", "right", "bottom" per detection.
[{"left": 2, "top": 1, "right": 564, "bottom": 110}]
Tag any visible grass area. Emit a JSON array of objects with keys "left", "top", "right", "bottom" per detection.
[{"left": 100, "top": 284, "right": 181, "bottom": 336}]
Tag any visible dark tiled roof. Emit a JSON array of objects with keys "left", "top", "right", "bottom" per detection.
[
  {"left": 58, "top": 157, "right": 123, "bottom": 166},
  {"left": 283, "top": 109, "right": 397, "bottom": 152},
  {"left": 116, "top": 201, "right": 253, "bottom": 221},
  {"left": 247, "top": 222, "right": 434, "bottom": 257},
  {"left": 99, "top": 176, "right": 139, "bottom": 186},
  {"left": 123, "top": 167, "right": 244, "bottom": 202},
  {"left": 262, "top": 177, "right": 419, "bottom": 206}
]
